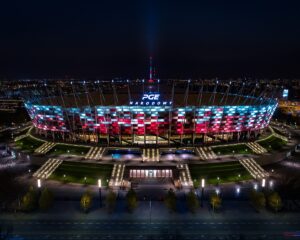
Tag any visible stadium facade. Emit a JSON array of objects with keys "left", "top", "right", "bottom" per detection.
[{"left": 24, "top": 80, "right": 278, "bottom": 146}]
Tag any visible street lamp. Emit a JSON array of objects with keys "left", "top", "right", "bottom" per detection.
[
  {"left": 236, "top": 186, "right": 240, "bottom": 195},
  {"left": 262, "top": 178, "right": 266, "bottom": 188},
  {"left": 98, "top": 179, "right": 102, "bottom": 208},
  {"left": 200, "top": 178, "right": 205, "bottom": 208},
  {"left": 269, "top": 180, "right": 274, "bottom": 189},
  {"left": 37, "top": 178, "right": 42, "bottom": 189}
]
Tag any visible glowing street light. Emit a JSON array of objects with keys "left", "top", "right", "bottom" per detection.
[
  {"left": 37, "top": 179, "right": 41, "bottom": 189},
  {"left": 201, "top": 178, "right": 205, "bottom": 188},
  {"left": 200, "top": 178, "right": 205, "bottom": 208},
  {"left": 236, "top": 186, "right": 240, "bottom": 195},
  {"left": 98, "top": 179, "right": 102, "bottom": 208},
  {"left": 269, "top": 180, "right": 274, "bottom": 188},
  {"left": 254, "top": 183, "right": 258, "bottom": 190},
  {"left": 262, "top": 178, "right": 266, "bottom": 188}
]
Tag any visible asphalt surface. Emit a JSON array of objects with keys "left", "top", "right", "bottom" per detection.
[{"left": 1, "top": 218, "right": 300, "bottom": 239}]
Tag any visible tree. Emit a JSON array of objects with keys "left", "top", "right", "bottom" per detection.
[
  {"left": 126, "top": 188, "right": 137, "bottom": 212},
  {"left": 210, "top": 193, "right": 221, "bottom": 212},
  {"left": 106, "top": 190, "right": 117, "bottom": 213},
  {"left": 250, "top": 191, "right": 266, "bottom": 211},
  {"left": 39, "top": 188, "right": 54, "bottom": 211},
  {"left": 164, "top": 189, "right": 177, "bottom": 212},
  {"left": 21, "top": 186, "right": 38, "bottom": 212},
  {"left": 268, "top": 192, "right": 282, "bottom": 212},
  {"left": 80, "top": 191, "right": 93, "bottom": 213},
  {"left": 186, "top": 190, "right": 199, "bottom": 213}
]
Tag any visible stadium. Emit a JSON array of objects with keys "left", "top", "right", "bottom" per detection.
[{"left": 24, "top": 79, "right": 278, "bottom": 146}]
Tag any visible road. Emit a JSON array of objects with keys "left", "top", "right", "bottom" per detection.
[{"left": 1, "top": 218, "right": 300, "bottom": 239}]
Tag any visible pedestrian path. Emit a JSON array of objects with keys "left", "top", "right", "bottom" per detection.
[
  {"left": 273, "top": 132, "right": 288, "bottom": 142},
  {"left": 195, "top": 147, "right": 217, "bottom": 160},
  {"left": 142, "top": 148, "right": 160, "bottom": 162},
  {"left": 84, "top": 147, "right": 105, "bottom": 160},
  {"left": 239, "top": 158, "right": 269, "bottom": 179},
  {"left": 33, "top": 158, "right": 63, "bottom": 179},
  {"left": 178, "top": 164, "right": 193, "bottom": 187},
  {"left": 34, "top": 142, "right": 56, "bottom": 154},
  {"left": 14, "top": 134, "right": 28, "bottom": 142},
  {"left": 246, "top": 142, "right": 267, "bottom": 154},
  {"left": 110, "top": 163, "right": 125, "bottom": 187}
]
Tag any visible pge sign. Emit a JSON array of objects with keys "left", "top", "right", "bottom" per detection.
[
  {"left": 129, "top": 93, "right": 172, "bottom": 106},
  {"left": 142, "top": 94, "right": 160, "bottom": 101}
]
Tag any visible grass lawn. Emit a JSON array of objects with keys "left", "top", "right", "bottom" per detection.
[
  {"left": 189, "top": 161, "right": 252, "bottom": 186},
  {"left": 47, "top": 144, "right": 90, "bottom": 156},
  {"left": 212, "top": 144, "right": 253, "bottom": 155},
  {"left": 257, "top": 135, "right": 287, "bottom": 151},
  {"left": 15, "top": 136, "right": 44, "bottom": 152},
  {"left": 49, "top": 161, "right": 113, "bottom": 186}
]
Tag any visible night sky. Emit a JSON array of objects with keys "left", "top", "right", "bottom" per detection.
[{"left": 0, "top": 0, "right": 300, "bottom": 79}]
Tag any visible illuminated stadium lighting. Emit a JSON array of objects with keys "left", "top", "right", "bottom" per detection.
[{"left": 24, "top": 81, "right": 278, "bottom": 145}]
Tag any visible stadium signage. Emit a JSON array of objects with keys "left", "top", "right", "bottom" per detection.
[
  {"left": 142, "top": 93, "right": 160, "bottom": 101},
  {"left": 129, "top": 93, "right": 172, "bottom": 106}
]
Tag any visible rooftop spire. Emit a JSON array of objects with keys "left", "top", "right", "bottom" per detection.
[{"left": 149, "top": 55, "right": 153, "bottom": 83}]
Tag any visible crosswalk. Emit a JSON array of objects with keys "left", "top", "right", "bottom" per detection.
[
  {"left": 84, "top": 147, "right": 105, "bottom": 160},
  {"left": 33, "top": 158, "right": 63, "bottom": 179},
  {"left": 246, "top": 142, "right": 267, "bottom": 154},
  {"left": 34, "top": 142, "right": 56, "bottom": 154},
  {"left": 239, "top": 158, "right": 269, "bottom": 179},
  {"left": 178, "top": 164, "right": 193, "bottom": 187},
  {"left": 196, "top": 147, "right": 217, "bottom": 160},
  {"left": 142, "top": 148, "right": 160, "bottom": 162},
  {"left": 110, "top": 163, "right": 125, "bottom": 187}
]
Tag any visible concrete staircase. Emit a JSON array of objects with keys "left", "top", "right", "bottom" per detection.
[
  {"left": 246, "top": 142, "right": 267, "bottom": 154},
  {"left": 142, "top": 148, "right": 160, "bottom": 162},
  {"left": 196, "top": 147, "right": 217, "bottom": 160},
  {"left": 33, "top": 158, "right": 63, "bottom": 179},
  {"left": 34, "top": 142, "right": 56, "bottom": 154},
  {"left": 239, "top": 158, "right": 269, "bottom": 179},
  {"left": 178, "top": 164, "right": 193, "bottom": 187},
  {"left": 110, "top": 163, "right": 125, "bottom": 187},
  {"left": 84, "top": 147, "right": 105, "bottom": 160}
]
